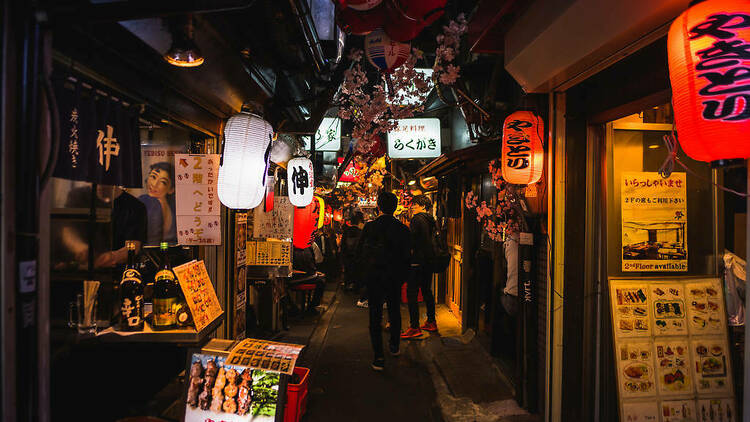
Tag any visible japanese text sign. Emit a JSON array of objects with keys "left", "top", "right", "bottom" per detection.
[
  {"left": 175, "top": 154, "right": 221, "bottom": 245},
  {"left": 303, "top": 117, "right": 341, "bottom": 151},
  {"left": 387, "top": 118, "right": 441, "bottom": 159}
]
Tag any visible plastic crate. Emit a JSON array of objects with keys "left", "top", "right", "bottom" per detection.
[{"left": 284, "top": 367, "right": 310, "bottom": 422}]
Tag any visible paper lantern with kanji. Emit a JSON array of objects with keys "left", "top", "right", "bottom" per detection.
[
  {"left": 293, "top": 200, "right": 318, "bottom": 249},
  {"left": 668, "top": 0, "right": 750, "bottom": 163},
  {"left": 365, "top": 29, "right": 410, "bottom": 73},
  {"left": 337, "top": 4, "right": 386, "bottom": 35},
  {"left": 383, "top": 0, "right": 446, "bottom": 42},
  {"left": 314, "top": 196, "right": 325, "bottom": 228},
  {"left": 218, "top": 112, "right": 273, "bottom": 209},
  {"left": 501, "top": 111, "right": 544, "bottom": 185},
  {"left": 287, "top": 157, "right": 314, "bottom": 207},
  {"left": 337, "top": 0, "right": 382, "bottom": 11}
]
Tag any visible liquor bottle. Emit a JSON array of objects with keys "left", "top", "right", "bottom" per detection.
[
  {"left": 152, "top": 242, "right": 179, "bottom": 330},
  {"left": 175, "top": 301, "right": 193, "bottom": 328},
  {"left": 118, "top": 241, "right": 144, "bottom": 331}
]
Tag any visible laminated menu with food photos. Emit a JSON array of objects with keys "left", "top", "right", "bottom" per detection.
[{"left": 609, "top": 278, "right": 735, "bottom": 422}]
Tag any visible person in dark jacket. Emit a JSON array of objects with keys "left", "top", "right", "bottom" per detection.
[
  {"left": 356, "top": 192, "right": 411, "bottom": 371},
  {"left": 342, "top": 212, "right": 367, "bottom": 305},
  {"left": 402, "top": 195, "right": 438, "bottom": 339}
]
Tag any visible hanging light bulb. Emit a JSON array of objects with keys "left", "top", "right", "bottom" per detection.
[
  {"left": 164, "top": 15, "right": 205, "bottom": 67},
  {"left": 217, "top": 111, "right": 273, "bottom": 209}
]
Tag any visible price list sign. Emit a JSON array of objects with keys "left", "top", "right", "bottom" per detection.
[
  {"left": 173, "top": 260, "right": 223, "bottom": 331},
  {"left": 175, "top": 153, "right": 221, "bottom": 245}
]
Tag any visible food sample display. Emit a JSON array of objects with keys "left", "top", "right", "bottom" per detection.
[
  {"left": 654, "top": 340, "right": 692, "bottom": 396},
  {"left": 690, "top": 337, "right": 732, "bottom": 395},
  {"left": 685, "top": 281, "right": 725, "bottom": 335},
  {"left": 616, "top": 341, "right": 656, "bottom": 398},
  {"left": 611, "top": 284, "right": 651, "bottom": 338},
  {"left": 650, "top": 284, "right": 687, "bottom": 336}
]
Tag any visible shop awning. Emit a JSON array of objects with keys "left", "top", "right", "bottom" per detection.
[{"left": 415, "top": 140, "right": 499, "bottom": 177}]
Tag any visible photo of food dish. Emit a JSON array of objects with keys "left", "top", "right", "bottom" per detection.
[
  {"left": 686, "top": 282, "right": 724, "bottom": 335},
  {"left": 624, "top": 363, "right": 651, "bottom": 380},
  {"left": 654, "top": 340, "right": 692, "bottom": 395},
  {"left": 691, "top": 338, "right": 731, "bottom": 394},
  {"left": 616, "top": 341, "right": 656, "bottom": 397}
]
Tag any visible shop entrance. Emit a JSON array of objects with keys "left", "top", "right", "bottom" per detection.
[{"left": 446, "top": 216, "right": 463, "bottom": 319}]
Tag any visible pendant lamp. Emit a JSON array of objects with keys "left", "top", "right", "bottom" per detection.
[
  {"left": 501, "top": 110, "right": 544, "bottom": 185},
  {"left": 217, "top": 111, "right": 273, "bottom": 209}
]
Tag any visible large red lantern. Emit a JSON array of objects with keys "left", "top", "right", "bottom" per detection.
[
  {"left": 501, "top": 111, "right": 544, "bottom": 185},
  {"left": 337, "top": 0, "right": 382, "bottom": 11},
  {"left": 293, "top": 196, "right": 325, "bottom": 249},
  {"left": 383, "top": 0, "right": 446, "bottom": 42},
  {"left": 337, "top": 5, "right": 386, "bottom": 35},
  {"left": 668, "top": 0, "right": 750, "bottom": 163}
]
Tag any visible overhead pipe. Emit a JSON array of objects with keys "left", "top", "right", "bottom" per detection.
[{"left": 287, "top": 0, "right": 328, "bottom": 78}]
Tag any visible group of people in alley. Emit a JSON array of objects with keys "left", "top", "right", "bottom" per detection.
[{"left": 340, "top": 192, "right": 440, "bottom": 371}]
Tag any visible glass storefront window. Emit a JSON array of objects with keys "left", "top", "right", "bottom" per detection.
[{"left": 606, "top": 104, "right": 718, "bottom": 277}]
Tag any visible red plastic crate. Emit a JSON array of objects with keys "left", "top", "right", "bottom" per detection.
[{"left": 284, "top": 367, "right": 310, "bottom": 422}]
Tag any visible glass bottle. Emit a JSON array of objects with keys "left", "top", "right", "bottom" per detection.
[
  {"left": 152, "top": 242, "right": 179, "bottom": 330},
  {"left": 118, "top": 240, "right": 144, "bottom": 331}
]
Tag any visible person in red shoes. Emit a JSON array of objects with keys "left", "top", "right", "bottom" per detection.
[{"left": 402, "top": 195, "right": 438, "bottom": 339}]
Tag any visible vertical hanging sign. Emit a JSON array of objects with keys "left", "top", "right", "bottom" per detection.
[
  {"left": 621, "top": 172, "right": 687, "bottom": 272},
  {"left": 175, "top": 153, "right": 222, "bottom": 245},
  {"left": 234, "top": 212, "right": 247, "bottom": 340}
]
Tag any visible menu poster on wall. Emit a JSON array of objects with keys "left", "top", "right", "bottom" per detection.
[
  {"left": 252, "top": 196, "right": 294, "bottom": 240},
  {"left": 611, "top": 284, "right": 651, "bottom": 338},
  {"left": 654, "top": 340, "right": 693, "bottom": 396},
  {"left": 685, "top": 280, "right": 725, "bottom": 335},
  {"left": 616, "top": 341, "right": 657, "bottom": 398},
  {"left": 695, "top": 398, "right": 736, "bottom": 422},
  {"left": 173, "top": 260, "right": 224, "bottom": 332},
  {"left": 690, "top": 337, "right": 732, "bottom": 395},
  {"left": 660, "top": 399, "right": 697, "bottom": 422},
  {"left": 651, "top": 284, "right": 688, "bottom": 336},
  {"left": 621, "top": 172, "right": 687, "bottom": 272},
  {"left": 621, "top": 401, "right": 659, "bottom": 422},
  {"left": 175, "top": 153, "right": 221, "bottom": 245}
]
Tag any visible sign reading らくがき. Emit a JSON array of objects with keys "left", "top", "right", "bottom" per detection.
[
  {"left": 621, "top": 172, "right": 687, "bottom": 272},
  {"left": 387, "top": 118, "right": 441, "bottom": 159}
]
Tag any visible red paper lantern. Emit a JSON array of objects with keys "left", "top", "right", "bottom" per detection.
[
  {"left": 383, "top": 0, "right": 446, "bottom": 42},
  {"left": 501, "top": 111, "right": 544, "bottom": 185},
  {"left": 668, "top": 0, "right": 750, "bottom": 163},
  {"left": 337, "top": 5, "right": 386, "bottom": 35},
  {"left": 366, "top": 134, "right": 386, "bottom": 157},
  {"left": 365, "top": 29, "right": 410, "bottom": 73},
  {"left": 337, "top": 0, "right": 383, "bottom": 11},
  {"left": 293, "top": 201, "right": 318, "bottom": 249},
  {"left": 333, "top": 208, "right": 343, "bottom": 222}
]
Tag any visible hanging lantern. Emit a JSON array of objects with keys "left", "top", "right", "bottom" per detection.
[
  {"left": 668, "top": 0, "right": 750, "bottom": 163},
  {"left": 367, "top": 134, "right": 387, "bottom": 157},
  {"left": 293, "top": 201, "right": 317, "bottom": 249},
  {"left": 337, "top": 5, "right": 386, "bottom": 35},
  {"left": 314, "top": 196, "right": 325, "bottom": 228},
  {"left": 501, "top": 111, "right": 544, "bottom": 185},
  {"left": 218, "top": 112, "right": 273, "bottom": 209},
  {"left": 287, "top": 157, "right": 314, "bottom": 207},
  {"left": 337, "top": 0, "right": 382, "bottom": 11},
  {"left": 365, "top": 29, "right": 411, "bottom": 73},
  {"left": 383, "top": 0, "right": 446, "bottom": 42}
]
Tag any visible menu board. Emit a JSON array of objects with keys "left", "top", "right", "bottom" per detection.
[
  {"left": 650, "top": 284, "right": 688, "bottom": 336},
  {"left": 175, "top": 153, "right": 222, "bottom": 245},
  {"left": 654, "top": 339, "right": 692, "bottom": 396},
  {"left": 610, "top": 279, "right": 734, "bottom": 422},
  {"left": 695, "top": 398, "right": 736, "bottom": 422},
  {"left": 660, "top": 399, "right": 697, "bottom": 422},
  {"left": 246, "top": 240, "right": 291, "bottom": 267},
  {"left": 615, "top": 341, "right": 656, "bottom": 398},
  {"left": 252, "top": 196, "right": 294, "bottom": 240},
  {"left": 226, "top": 338, "right": 304, "bottom": 376},
  {"left": 611, "top": 284, "right": 651, "bottom": 337},
  {"left": 621, "top": 401, "right": 659, "bottom": 422},
  {"left": 173, "top": 260, "right": 224, "bottom": 331},
  {"left": 690, "top": 337, "right": 732, "bottom": 395},
  {"left": 685, "top": 280, "right": 725, "bottom": 335}
]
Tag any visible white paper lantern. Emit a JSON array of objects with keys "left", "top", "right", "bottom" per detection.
[
  {"left": 218, "top": 112, "right": 273, "bottom": 209},
  {"left": 287, "top": 157, "right": 314, "bottom": 207}
]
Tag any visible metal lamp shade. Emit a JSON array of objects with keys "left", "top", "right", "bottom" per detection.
[{"left": 218, "top": 112, "right": 273, "bottom": 209}]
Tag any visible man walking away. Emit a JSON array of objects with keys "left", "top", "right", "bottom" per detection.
[
  {"left": 402, "top": 195, "right": 438, "bottom": 339},
  {"left": 357, "top": 192, "right": 410, "bottom": 371}
]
